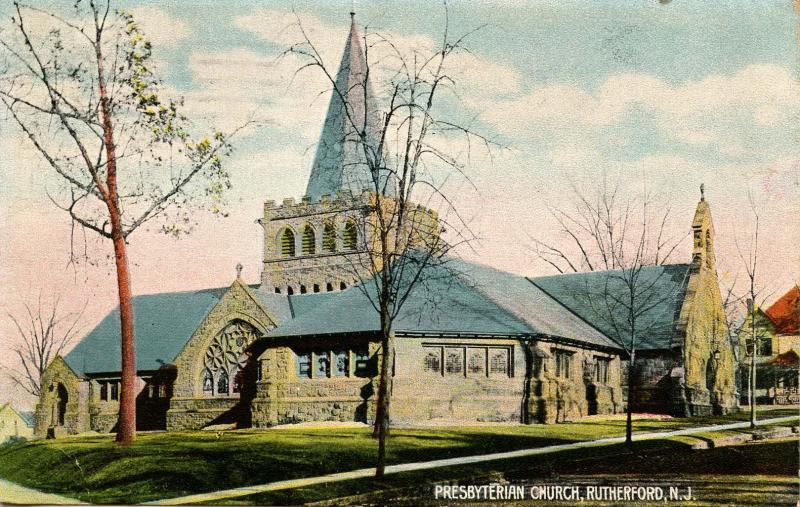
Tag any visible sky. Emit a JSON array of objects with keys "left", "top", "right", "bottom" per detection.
[{"left": 1, "top": 0, "right": 798, "bottom": 409}]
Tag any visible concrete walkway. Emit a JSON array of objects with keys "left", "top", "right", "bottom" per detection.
[
  {"left": 0, "top": 477, "right": 86, "bottom": 505},
  {"left": 145, "top": 414, "right": 799, "bottom": 506}
]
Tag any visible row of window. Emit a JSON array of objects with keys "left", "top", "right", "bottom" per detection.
[
  {"left": 279, "top": 220, "right": 358, "bottom": 257},
  {"left": 274, "top": 280, "right": 355, "bottom": 295},
  {"left": 202, "top": 368, "right": 244, "bottom": 396},
  {"left": 96, "top": 379, "right": 172, "bottom": 401},
  {"left": 423, "top": 346, "right": 513, "bottom": 378},
  {"left": 294, "top": 348, "right": 371, "bottom": 378},
  {"left": 97, "top": 380, "right": 119, "bottom": 401},
  {"left": 553, "top": 349, "right": 612, "bottom": 384}
]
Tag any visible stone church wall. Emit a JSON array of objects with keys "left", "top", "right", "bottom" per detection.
[
  {"left": 35, "top": 356, "right": 88, "bottom": 438},
  {"left": 251, "top": 335, "right": 623, "bottom": 427},
  {"left": 252, "top": 339, "right": 379, "bottom": 427},
  {"left": 391, "top": 337, "right": 527, "bottom": 424},
  {"left": 167, "top": 280, "right": 278, "bottom": 431},
  {"left": 526, "top": 341, "right": 622, "bottom": 424},
  {"left": 620, "top": 352, "right": 678, "bottom": 414},
  {"left": 260, "top": 193, "right": 372, "bottom": 294},
  {"left": 676, "top": 199, "right": 738, "bottom": 416}
]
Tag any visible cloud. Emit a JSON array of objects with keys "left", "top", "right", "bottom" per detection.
[
  {"left": 129, "top": 6, "right": 191, "bottom": 45},
  {"left": 484, "top": 64, "right": 800, "bottom": 160}
]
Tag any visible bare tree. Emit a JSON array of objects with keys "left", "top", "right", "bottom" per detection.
[
  {"left": 4, "top": 294, "right": 84, "bottom": 397},
  {"left": 529, "top": 180, "right": 688, "bottom": 444},
  {"left": 285, "top": 10, "right": 494, "bottom": 477},
  {"left": 734, "top": 195, "right": 771, "bottom": 429},
  {"left": 528, "top": 177, "right": 686, "bottom": 274},
  {"left": 0, "top": 1, "right": 237, "bottom": 445}
]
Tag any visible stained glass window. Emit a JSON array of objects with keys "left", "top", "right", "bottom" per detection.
[
  {"left": 354, "top": 349, "right": 370, "bottom": 377},
  {"left": 467, "top": 348, "right": 486, "bottom": 375},
  {"left": 315, "top": 351, "right": 330, "bottom": 377},
  {"left": 424, "top": 349, "right": 441, "bottom": 374},
  {"left": 203, "top": 321, "right": 259, "bottom": 397},
  {"left": 333, "top": 350, "right": 349, "bottom": 376},
  {"left": 489, "top": 349, "right": 509, "bottom": 376},
  {"left": 445, "top": 348, "right": 463, "bottom": 375}
]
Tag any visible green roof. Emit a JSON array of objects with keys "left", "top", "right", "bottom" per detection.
[
  {"left": 67, "top": 261, "right": 690, "bottom": 377},
  {"left": 530, "top": 264, "right": 692, "bottom": 350},
  {"left": 268, "top": 259, "right": 621, "bottom": 350},
  {"left": 64, "top": 287, "right": 228, "bottom": 375}
]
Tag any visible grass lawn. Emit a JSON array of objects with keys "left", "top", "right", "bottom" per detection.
[
  {"left": 0, "top": 409, "right": 796, "bottom": 504},
  {"left": 228, "top": 438, "right": 800, "bottom": 506}
]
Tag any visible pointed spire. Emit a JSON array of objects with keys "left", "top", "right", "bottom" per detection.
[{"left": 304, "top": 13, "right": 393, "bottom": 201}]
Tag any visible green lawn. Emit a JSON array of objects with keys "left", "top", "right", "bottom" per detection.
[
  {"left": 0, "top": 409, "right": 796, "bottom": 504},
  {"left": 228, "top": 438, "right": 800, "bottom": 506}
]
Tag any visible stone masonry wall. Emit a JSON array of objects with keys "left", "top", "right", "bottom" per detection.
[
  {"left": 167, "top": 280, "right": 277, "bottom": 430},
  {"left": 391, "top": 337, "right": 526, "bottom": 424},
  {"left": 35, "top": 356, "right": 88, "bottom": 438},
  {"left": 677, "top": 198, "right": 738, "bottom": 416},
  {"left": 527, "top": 341, "right": 622, "bottom": 424},
  {"left": 252, "top": 340, "right": 379, "bottom": 427}
]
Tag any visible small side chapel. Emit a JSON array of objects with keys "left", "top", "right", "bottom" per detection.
[{"left": 34, "top": 16, "right": 738, "bottom": 438}]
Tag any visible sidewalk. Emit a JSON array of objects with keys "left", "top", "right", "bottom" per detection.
[
  {"left": 144, "top": 414, "right": 800, "bottom": 506},
  {"left": 0, "top": 478, "right": 86, "bottom": 505}
]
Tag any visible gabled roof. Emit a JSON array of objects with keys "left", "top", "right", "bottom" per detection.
[
  {"left": 266, "top": 263, "right": 533, "bottom": 339},
  {"left": 64, "top": 287, "right": 228, "bottom": 375},
  {"left": 765, "top": 285, "right": 799, "bottom": 335},
  {"left": 268, "top": 258, "right": 622, "bottom": 350},
  {"left": 530, "top": 264, "right": 692, "bottom": 350},
  {"left": 18, "top": 411, "right": 35, "bottom": 428},
  {"left": 304, "top": 15, "right": 393, "bottom": 201},
  {"left": 0, "top": 404, "right": 32, "bottom": 427}
]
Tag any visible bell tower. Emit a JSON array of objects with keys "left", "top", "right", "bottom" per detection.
[
  {"left": 259, "top": 14, "right": 385, "bottom": 295},
  {"left": 691, "top": 183, "right": 716, "bottom": 271}
]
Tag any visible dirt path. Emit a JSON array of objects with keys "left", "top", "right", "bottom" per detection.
[{"left": 0, "top": 477, "right": 86, "bottom": 505}]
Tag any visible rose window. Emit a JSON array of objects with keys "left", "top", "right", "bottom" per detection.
[{"left": 202, "top": 320, "right": 260, "bottom": 396}]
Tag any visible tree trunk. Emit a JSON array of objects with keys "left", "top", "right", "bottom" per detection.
[
  {"left": 111, "top": 219, "right": 136, "bottom": 445},
  {"left": 95, "top": 32, "right": 136, "bottom": 446},
  {"left": 749, "top": 345, "right": 756, "bottom": 429},
  {"left": 625, "top": 349, "right": 636, "bottom": 445},
  {"left": 373, "top": 312, "right": 393, "bottom": 478}
]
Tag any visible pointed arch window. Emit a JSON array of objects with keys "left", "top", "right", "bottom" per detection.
[
  {"left": 322, "top": 221, "right": 337, "bottom": 253},
  {"left": 280, "top": 228, "right": 295, "bottom": 257},
  {"left": 202, "top": 320, "right": 259, "bottom": 397},
  {"left": 202, "top": 370, "right": 213, "bottom": 393},
  {"left": 217, "top": 373, "right": 229, "bottom": 396},
  {"left": 343, "top": 220, "right": 357, "bottom": 250},
  {"left": 301, "top": 224, "right": 316, "bottom": 255}
]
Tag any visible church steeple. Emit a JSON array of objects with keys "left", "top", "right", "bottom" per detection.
[
  {"left": 304, "top": 13, "right": 391, "bottom": 201},
  {"left": 691, "top": 183, "right": 716, "bottom": 270}
]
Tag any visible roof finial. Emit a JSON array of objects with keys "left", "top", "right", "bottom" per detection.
[
  {"left": 350, "top": 0, "right": 355, "bottom": 21},
  {"left": 700, "top": 183, "right": 705, "bottom": 202},
  {"left": 235, "top": 262, "right": 243, "bottom": 280}
]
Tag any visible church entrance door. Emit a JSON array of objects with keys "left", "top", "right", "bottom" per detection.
[{"left": 55, "top": 383, "right": 68, "bottom": 426}]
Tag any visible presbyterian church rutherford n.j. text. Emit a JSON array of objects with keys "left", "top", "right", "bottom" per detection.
[{"left": 34, "top": 17, "right": 738, "bottom": 438}]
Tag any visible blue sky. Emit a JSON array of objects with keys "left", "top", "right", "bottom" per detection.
[{"left": 1, "top": 1, "right": 798, "bottom": 407}]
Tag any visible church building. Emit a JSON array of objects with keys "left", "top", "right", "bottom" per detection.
[{"left": 34, "top": 17, "right": 738, "bottom": 438}]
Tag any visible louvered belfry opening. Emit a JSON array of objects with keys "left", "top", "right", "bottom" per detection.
[
  {"left": 301, "top": 224, "right": 316, "bottom": 255},
  {"left": 280, "top": 228, "right": 295, "bottom": 257},
  {"left": 322, "top": 221, "right": 337, "bottom": 252},
  {"left": 343, "top": 220, "right": 357, "bottom": 250}
]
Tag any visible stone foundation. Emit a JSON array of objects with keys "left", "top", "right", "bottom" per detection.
[{"left": 166, "top": 397, "right": 243, "bottom": 430}]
